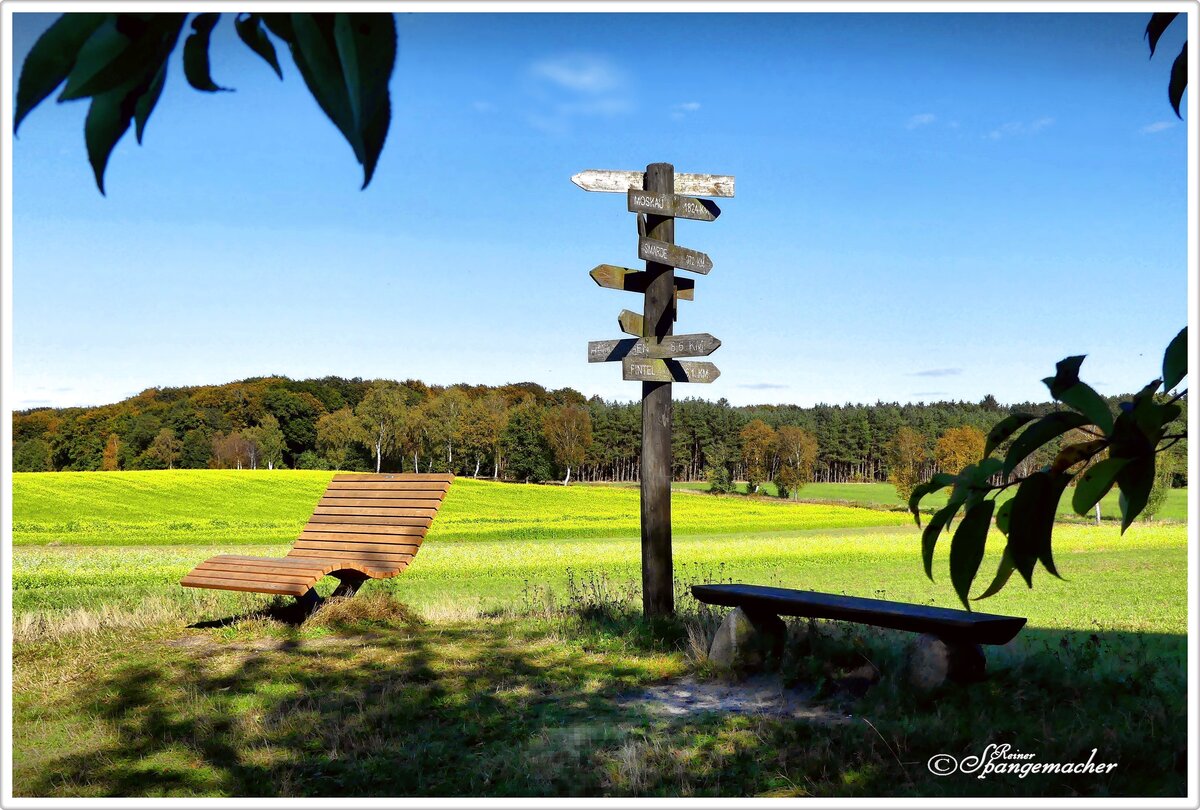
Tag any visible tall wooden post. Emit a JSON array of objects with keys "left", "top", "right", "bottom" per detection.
[
  {"left": 640, "top": 162, "right": 675, "bottom": 617},
  {"left": 574, "top": 163, "right": 732, "bottom": 620}
]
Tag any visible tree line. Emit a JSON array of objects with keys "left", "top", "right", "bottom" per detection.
[{"left": 11, "top": 376, "right": 1187, "bottom": 488}]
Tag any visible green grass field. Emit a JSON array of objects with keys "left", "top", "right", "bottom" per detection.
[
  {"left": 10, "top": 470, "right": 1189, "bottom": 798},
  {"left": 666, "top": 480, "right": 1188, "bottom": 522}
]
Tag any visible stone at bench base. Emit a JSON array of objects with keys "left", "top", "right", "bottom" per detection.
[
  {"left": 905, "top": 633, "right": 986, "bottom": 692},
  {"left": 709, "top": 607, "right": 786, "bottom": 674}
]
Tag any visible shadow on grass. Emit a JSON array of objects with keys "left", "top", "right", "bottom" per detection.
[{"left": 14, "top": 591, "right": 1189, "bottom": 799}]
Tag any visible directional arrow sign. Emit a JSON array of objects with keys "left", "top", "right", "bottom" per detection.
[
  {"left": 622, "top": 358, "right": 721, "bottom": 384},
  {"left": 627, "top": 190, "right": 720, "bottom": 222},
  {"left": 590, "top": 264, "right": 694, "bottom": 300},
  {"left": 572, "top": 169, "right": 735, "bottom": 198},
  {"left": 618, "top": 310, "right": 644, "bottom": 336},
  {"left": 638, "top": 237, "right": 712, "bottom": 275},
  {"left": 588, "top": 333, "right": 721, "bottom": 363}
]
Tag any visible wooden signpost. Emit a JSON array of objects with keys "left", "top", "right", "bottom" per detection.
[
  {"left": 575, "top": 162, "right": 733, "bottom": 618},
  {"left": 637, "top": 237, "right": 713, "bottom": 274},
  {"left": 587, "top": 333, "right": 720, "bottom": 363},
  {"left": 622, "top": 358, "right": 722, "bottom": 384}
]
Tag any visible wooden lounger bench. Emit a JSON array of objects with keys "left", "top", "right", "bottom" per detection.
[
  {"left": 182, "top": 472, "right": 453, "bottom": 611},
  {"left": 692, "top": 583, "right": 1026, "bottom": 682}
]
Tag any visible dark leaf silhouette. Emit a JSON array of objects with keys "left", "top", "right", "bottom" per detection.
[{"left": 183, "top": 13, "right": 230, "bottom": 92}]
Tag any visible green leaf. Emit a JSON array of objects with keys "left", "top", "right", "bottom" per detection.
[
  {"left": 184, "top": 13, "right": 230, "bottom": 92},
  {"left": 289, "top": 14, "right": 359, "bottom": 154},
  {"left": 994, "top": 498, "right": 1013, "bottom": 535},
  {"left": 85, "top": 83, "right": 140, "bottom": 195},
  {"left": 1049, "top": 439, "right": 1107, "bottom": 474},
  {"left": 922, "top": 501, "right": 959, "bottom": 581},
  {"left": 1072, "top": 456, "right": 1129, "bottom": 516},
  {"left": 1169, "top": 42, "right": 1187, "bottom": 119},
  {"left": 14, "top": 12, "right": 106, "bottom": 132},
  {"left": 234, "top": 13, "right": 283, "bottom": 79},
  {"left": 60, "top": 15, "right": 183, "bottom": 102},
  {"left": 333, "top": 13, "right": 396, "bottom": 188},
  {"left": 949, "top": 499, "right": 995, "bottom": 609},
  {"left": 1146, "top": 12, "right": 1179, "bottom": 56},
  {"left": 1042, "top": 355, "right": 1086, "bottom": 399},
  {"left": 1116, "top": 455, "right": 1155, "bottom": 532},
  {"left": 1163, "top": 327, "right": 1187, "bottom": 391},
  {"left": 1008, "top": 471, "right": 1068, "bottom": 586},
  {"left": 984, "top": 413, "right": 1035, "bottom": 457},
  {"left": 1055, "top": 382, "right": 1113, "bottom": 434},
  {"left": 133, "top": 61, "right": 166, "bottom": 144},
  {"left": 1002, "top": 411, "right": 1089, "bottom": 478},
  {"left": 974, "top": 547, "right": 1016, "bottom": 601},
  {"left": 908, "top": 472, "right": 956, "bottom": 525}
]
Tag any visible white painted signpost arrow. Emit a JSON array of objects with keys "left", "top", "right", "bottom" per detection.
[
  {"left": 572, "top": 169, "right": 735, "bottom": 198},
  {"left": 627, "top": 190, "right": 720, "bottom": 222},
  {"left": 590, "top": 264, "right": 694, "bottom": 300},
  {"left": 588, "top": 333, "right": 721, "bottom": 363},
  {"left": 638, "top": 237, "right": 713, "bottom": 275},
  {"left": 622, "top": 357, "right": 721, "bottom": 384}
]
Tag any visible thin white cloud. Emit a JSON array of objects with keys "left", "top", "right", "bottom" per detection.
[
  {"left": 525, "top": 53, "right": 633, "bottom": 134},
  {"left": 738, "top": 383, "right": 789, "bottom": 390},
  {"left": 671, "top": 101, "right": 702, "bottom": 121},
  {"left": 905, "top": 113, "right": 936, "bottom": 129},
  {"left": 1140, "top": 120, "right": 1175, "bottom": 134},
  {"left": 908, "top": 368, "right": 962, "bottom": 378},
  {"left": 472, "top": 100, "right": 496, "bottom": 113},
  {"left": 986, "top": 117, "right": 1055, "bottom": 140},
  {"left": 529, "top": 54, "right": 623, "bottom": 94}
]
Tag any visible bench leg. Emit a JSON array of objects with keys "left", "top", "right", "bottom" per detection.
[
  {"left": 906, "top": 633, "right": 986, "bottom": 691},
  {"left": 295, "top": 588, "right": 324, "bottom": 615},
  {"left": 331, "top": 575, "right": 366, "bottom": 599}
]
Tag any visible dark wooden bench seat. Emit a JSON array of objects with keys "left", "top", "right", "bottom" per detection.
[
  {"left": 182, "top": 472, "right": 452, "bottom": 609},
  {"left": 691, "top": 583, "right": 1026, "bottom": 646}
]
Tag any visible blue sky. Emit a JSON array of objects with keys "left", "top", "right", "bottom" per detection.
[{"left": 9, "top": 10, "right": 1190, "bottom": 410}]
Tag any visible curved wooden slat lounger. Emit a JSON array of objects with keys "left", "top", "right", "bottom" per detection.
[{"left": 181, "top": 473, "right": 453, "bottom": 609}]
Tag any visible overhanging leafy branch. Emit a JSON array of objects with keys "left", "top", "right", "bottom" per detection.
[{"left": 911, "top": 327, "right": 1188, "bottom": 608}]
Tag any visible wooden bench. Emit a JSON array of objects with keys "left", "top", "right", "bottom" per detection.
[
  {"left": 181, "top": 473, "right": 453, "bottom": 611},
  {"left": 692, "top": 583, "right": 1026, "bottom": 684}
]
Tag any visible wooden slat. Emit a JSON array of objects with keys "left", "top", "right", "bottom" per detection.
[
  {"left": 192, "top": 566, "right": 317, "bottom": 585},
  {"left": 196, "top": 561, "right": 328, "bottom": 580},
  {"left": 321, "top": 492, "right": 448, "bottom": 503},
  {"left": 332, "top": 473, "right": 453, "bottom": 482},
  {"left": 327, "top": 481, "right": 450, "bottom": 492},
  {"left": 318, "top": 497, "right": 444, "bottom": 509},
  {"left": 298, "top": 532, "right": 424, "bottom": 546},
  {"left": 284, "top": 547, "right": 412, "bottom": 561},
  {"left": 209, "top": 554, "right": 332, "bottom": 569},
  {"left": 284, "top": 552, "right": 411, "bottom": 574},
  {"left": 294, "top": 538, "right": 421, "bottom": 554},
  {"left": 181, "top": 575, "right": 307, "bottom": 596},
  {"left": 301, "top": 522, "right": 427, "bottom": 536},
  {"left": 312, "top": 504, "right": 439, "bottom": 516},
  {"left": 306, "top": 515, "right": 433, "bottom": 528}
]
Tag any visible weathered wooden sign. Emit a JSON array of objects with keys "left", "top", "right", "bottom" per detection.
[
  {"left": 588, "top": 333, "right": 721, "bottom": 363},
  {"left": 591, "top": 264, "right": 695, "bottom": 300},
  {"left": 618, "top": 309, "right": 644, "bottom": 336},
  {"left": 622, "top": 357, "right": 721, "bottom": 384},
  {"left": 627, "top": 190, "right": 720, "bottom": 222},
  {"left": 572, "top": 169, "right": 735, "bottom": 198},
  {"left": 638, "top": 237, "right": 712, "bottom": 274}
]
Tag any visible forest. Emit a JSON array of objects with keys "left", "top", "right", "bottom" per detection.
[{"left": 11, "top": 374, "right": 1188, "bottom": 489}]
